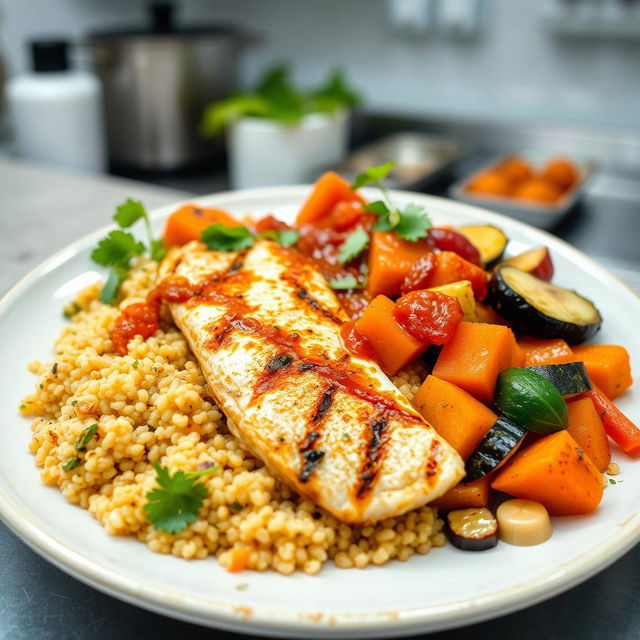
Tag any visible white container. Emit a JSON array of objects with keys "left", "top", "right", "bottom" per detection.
[
  {"left": 227, "top": 111, "right": 348, "bottom": 189},
  {"left": 7, "top": 40, "right": 106, "bottom": 173}
]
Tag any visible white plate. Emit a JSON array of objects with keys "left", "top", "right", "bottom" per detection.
[{"left": 1, "top": 186, "right": 639, "bottom": 638}]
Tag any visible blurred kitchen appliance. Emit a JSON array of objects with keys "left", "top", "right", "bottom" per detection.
[{"left": 88, "top": 2, "right": 251, "bottom": 172}]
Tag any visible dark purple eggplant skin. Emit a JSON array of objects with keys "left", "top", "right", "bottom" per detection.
[
  {"left": 523, "top": 362, "right": 592, "bottom": 396},
  {"left": 446, "top": 509, "right": 498, "bottom": 552},
  {"left": 486, "top": 267, "right": 602, "bottom": 345},
  {"left": 465, "top": 415, "right": 526, "bottom": 481}
]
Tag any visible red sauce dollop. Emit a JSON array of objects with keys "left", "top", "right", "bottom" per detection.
[
  {"left": 111, "top": 276, "right": 198, "bottom": 354},
  {"left": 393, "top": 290, "right": 463, "bottom": 345}
]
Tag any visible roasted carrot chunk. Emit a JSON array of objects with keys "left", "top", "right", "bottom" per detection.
[
  {"left": 413, "top": 376, "right": 497, "bottom": 460},
  {"left": 572, "top": 344, "right": 633, "bottom": 400},
  {"left": 366, "top": 232, "right": 432, "bottom": 298},
  {"left": 429, "top": 251, "right": 489, "bottom": 300},
  {"left": 567, "top": 397, "right": 611, "bottom": 472},
  {"left": 296, "top": 172, "right": 363, "bottom": 225},
  {"left": 518, "top": 338, "right": 575, "bottom": 366},
  {"left": 163, "top": 204, "right": 239, "bottom": 247},
  {"left": 227, "top": 546, "right": 251, "bottom": 573},
  {"left": 491, "top": 430, "right": 604, "bottom": 516},
  {"left": 432, "top": 322, "right": 518, "bottom": 404},
  {"left": 584, "top": 385, "right": 640, "bottom": 454},
  {"left": 354, "top": 295, "right": 426, "bottom": 375},
  {"left": 431, "top": 476, "right": 492, "bottom": 512}
]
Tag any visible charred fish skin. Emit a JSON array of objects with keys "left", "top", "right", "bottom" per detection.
[{"left": 159, "top": 240, "right": 464, "bottom": 524}]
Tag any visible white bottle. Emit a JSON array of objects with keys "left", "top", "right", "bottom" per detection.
[{"left": 7, "top": 40, "right": 106, "bottom": 173}]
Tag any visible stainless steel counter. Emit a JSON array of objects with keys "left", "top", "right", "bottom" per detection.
[{"left": 1, "top": 156, "right": 639, "bottom": 640}]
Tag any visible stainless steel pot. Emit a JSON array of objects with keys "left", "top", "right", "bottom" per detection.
[{"left": 88, "top": 4, "right": 249, "bottom": 171}]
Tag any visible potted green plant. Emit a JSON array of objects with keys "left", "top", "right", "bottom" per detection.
[{"left": 202, "top": 65, "right": 359, "bottom": 189}]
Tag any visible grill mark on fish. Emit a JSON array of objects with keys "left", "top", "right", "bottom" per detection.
[
  {"left": 426, "top": 439, "right": 441, "bottom": 479},
  {"left": 357, "top": 418, "right": 390, "bottom": 498},
  {"left": 299, "top": 430, "right": 325, "bottom": 483},
  {"left": 312, "top": 385, "right": 336, "bottom": 423},
  {"left": 295, "top": 286, "right": 342, "bottom": 324},
  {"left": 168, "top": 255, "right": 184, "bottom": 275}
]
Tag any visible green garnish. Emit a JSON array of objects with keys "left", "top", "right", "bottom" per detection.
[
  {"left": 609, "top": 478, "right": 623, "bottom": 485},
  {"left": 351, "top": 162, "right": 432, "bottom": 242},
  {"left": 329, "top": 275, "right": 361, "bottom": 290},
  {"left": 71, "top": 400, "right": 78, "bottom": 407},
  {"left": 63, "top": 302, "right": 81, "bottom": 319},
  {"left": 19, "top": 404, "right": 26, "bottom": 410},
  {"left": 201, "top": 65, "right": 359, "bottom": 134},
  {"left": 201, "top": 224, "right": 255, "bottom": 252},
  {"left": 338, "top": 228, "right": 370, "bottom": 264},
  {"left": 91, "top": 199, "right": 167, "bottom": 304},
  {"left": 343, "top": 432, "right": 352, "bottom": 440},
  {"left": 259, "top": 229, "right": 300, "bottom": 247},
  {"left": 132, "top": 360, "right": 139, "bottom": 369},
  {"left": 74, "top": 424, "right": 98, "bottom": 451},
  {"left": 230, "top": 501, "right": 244, "bottom": 511},
  {"left": 62, "top": 456, "right": 81, "bottom": 472},
  {"left": 143, "top": 462, "right": 219, "bottom": 534}
]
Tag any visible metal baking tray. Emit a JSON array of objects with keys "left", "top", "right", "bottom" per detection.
[
  {"left": 449, "top": 151, "right": 596, "bottom": 230},
  {"left": 332, "top": 132, "right": 465, "bottom": 190}
]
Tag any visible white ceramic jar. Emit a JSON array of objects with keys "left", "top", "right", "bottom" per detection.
[{"left": 227, "top": 111, "right": 348, "bottom": 189}]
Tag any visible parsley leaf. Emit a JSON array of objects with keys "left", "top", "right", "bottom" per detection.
[
  {"left": 259, "top": 229, "right": 300, "bottom": 247},
  {"left": 62, "top": 456, "right": 81, "bottom": 472},
  {"left": 75, "top": 424, "right": 98, "bottom": 451},
  {"left": 351, "top": 161, "right": 395, "bottom": 190},
  {"left": 337, "top": 228, "right": 369, "bottom": 264},
  {"left": 91, "top": 230, "right": 145, "bottom": 267},
  {"left": 144, "top": 461, "right": 219, "bottom": 534},
  {"left": 395, "top": 203, "right": 432, "bottom": 241},
  {"left": 99, "top": 266, "right": 128, "bottom": 304},
  {"left": 329, "top": 275, "right": 361, "bottom": 290},
  {"left": 113, "top": 199, "right": 146, "bottom": 228},
  {"left": 201, "top": 224, "right": 255, "bottom": 252}
]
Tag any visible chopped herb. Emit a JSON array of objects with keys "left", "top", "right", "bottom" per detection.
[
  {"left": 259, "top": 228, "right": 300, "bottom": 247},
  {"left": 75, "top": 424, "right": 98, "bottom": 451},
  {"left": 230, "top": 501, "right": 244, "bottom": 511},
  {"left": 132, "top": 360, "right": 139, "bottom": 369},
  {"left": 329, "top": 275, "right": 362, "bottom": 290},
  {"left": 353, "top": 162, "right": 432, "bottom": 242},
  {"left": 62, "top": 456, "right": 81, "bottom": 472},
  {"left": 343, "top": 432, "right": 352, "bottom": 440},
  {"left": 51, "top": 363, "right": 58, "bottom": 374},
  {"left": 91, "top": 199, "right": 167, "bottom": 305},
  {"left": 63, "top": 302, "right": 81, "bottom": 319},
  {"left": 201, "top": 224, "right": 255, "bottom": 252},
  {"left": 337, "top": 228, "right": 370, "bottom": 264},
  {"left": 609, "top": 478, "right": 623, "bottom": 485},
  {"left": 19, "top": 404, "right": 26, "bottom": 410},
  {"left": 143, "top": 462, "right": 218, "bottom": 534},
  {"left": 71, "top": 400, "right": 78, "bottom": 407},
  {"left": 39, "top": 384, "right": 43, "bottom": 390}
]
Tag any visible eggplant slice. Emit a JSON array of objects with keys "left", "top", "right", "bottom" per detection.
[
  {"left": 465, "top": 415, "right": 527, "bottom": 481},
  {"left": 458, "top": 225, "right": 508, "bottom": 266},
  {"left": 446, "top": 507, "right": 498, "bottom": 551},
  {"left": 524, "top": 362, "right": 591, "bottom": 396},
  {"left": 486, "top": 266, "right": 602, "bottom": 344}
]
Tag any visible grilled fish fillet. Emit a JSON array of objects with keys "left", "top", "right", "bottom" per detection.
[{"left": 159, "top": 239, "right": 464, "bottom": 524}]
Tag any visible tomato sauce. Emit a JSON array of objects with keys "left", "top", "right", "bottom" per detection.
[{"left": 340, "top": 323, "right": 377, "bottom": 361}]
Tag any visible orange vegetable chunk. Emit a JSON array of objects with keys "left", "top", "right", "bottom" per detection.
[
  {"left": 429, "top": 251, "right": 489, "bottom": 300},
  {"left": 518, "top": 337, "right": 575, "bottom": 366},
  {"left": 431, "top": 476, "right": 492, "bottom": 512},
  {"left": 491, "top": 430, "right": 604, "bottom": 516},
  {"left": 163, "top": 204, "right": 239, "bottom": 247},
  {"left": 296, "top": 172, "right": 363, "bottom": 225},
  {"left": 432, "top": 321, "right": 518, "bottom": 404},
  {"left": 366, "top": 231, "right": 432, "bottom": 298},
  {"left": 226, "top": 547, "right": 251, "bottom": 573},
  {"left": 572, "top": 344, "right": 633, "bottom": 400},
  {"left": 566, "top": 397, "right": 611, "bottom": 472},
  {"left": 354, "top": 295, "right": 426, "bottom": 375},
  {"left": 413, "top": 375, "right": 497, "bottom": 460}
]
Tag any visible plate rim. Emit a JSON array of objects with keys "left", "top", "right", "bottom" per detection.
[{"left": 1, "top": 185, "right": 639, "bottom": 638}]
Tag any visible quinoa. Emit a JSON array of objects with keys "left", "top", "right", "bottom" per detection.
[{"left": 21, "top": 259, "right": 445, "bottom": 575}]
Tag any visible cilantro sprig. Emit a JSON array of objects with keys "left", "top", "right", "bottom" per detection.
[
  {"left": 351, "top": 162, "right": 432, "bottom": 241},
  {"left": 200, "top": 224, "right": 300, "bottom": 252},
  {"left": 329, "top": 275, "right": 364, "bottom": 290},
  {"left": 337, "top": 228, "right": 369, "bottom": 264},
  {"left": 144, "top": 461, "right": 220, "bottom": 534},
  {"left": 90, "top": 199, "right": 167, "bottom": 304}
]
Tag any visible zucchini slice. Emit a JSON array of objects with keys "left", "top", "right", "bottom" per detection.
[
  {"left": 495, "top": 368, "right": 568, "bottom": 434},
  {"left": 486, "top": 266, "right": 602, "bottom": 344},
  {"left": 446, "top": 507, "right": 498, "bottom": 551},
  {"left": 523, "top": 362, "right": 591, "bottom": 396},
  {"left": 465, "top": 415, "right": 526, "bottom": 481},
  {"left": 458, "top": 225, "right": 508, "bottom": 266}
]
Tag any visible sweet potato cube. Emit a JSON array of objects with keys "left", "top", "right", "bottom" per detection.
[
  {"left": 572, "top": 344, "right": 632, "bottom": 400},
  {"left": 413, "top": 375, "right": 497, "bottom": 459},
  {"left": 567, "top": 397, "right": 611, "bottom": 472},
  {"left": 432, "top": 322, "right": 518, "bottom": 404},
  {"left": 518, "top": 337, "right": 575, "bottom": 366},
  {"left": 430, "top": 476, "right": 492, "bottom": 512}
]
